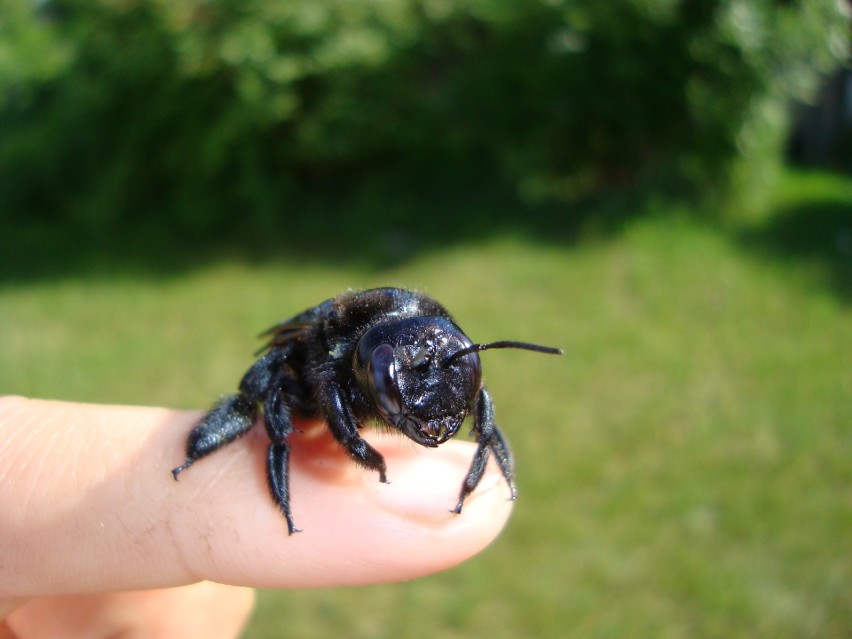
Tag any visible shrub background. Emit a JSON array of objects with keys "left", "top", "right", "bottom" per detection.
[{"left": 1, "top": 0, "right": 847, "bottom": 233}]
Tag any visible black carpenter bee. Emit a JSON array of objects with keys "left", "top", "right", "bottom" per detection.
[{"left": 172, "top": 287, "right": 561, "bottom": 534}]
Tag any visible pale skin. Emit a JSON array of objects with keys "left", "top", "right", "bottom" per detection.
[{"left": 0, "top": 397, "right": 513, "bottom": 638}]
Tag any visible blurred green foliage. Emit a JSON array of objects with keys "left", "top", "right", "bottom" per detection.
[{"left": 0, "top": 0, "right": 847, "bottom": 232}]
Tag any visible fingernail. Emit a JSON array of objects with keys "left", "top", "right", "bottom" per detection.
[{"left": 366, "top": 448, "right": 506, "bottom": 526}]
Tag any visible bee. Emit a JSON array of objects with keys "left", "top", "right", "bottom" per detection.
[{"left": 172, "top": 288, "right": 561, "bottom": 534}]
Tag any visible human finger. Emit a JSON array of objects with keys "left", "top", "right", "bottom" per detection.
[
  {"left": 4, "top": 581, "right": 254, "bottom": 639},
  {"left": 0, "top": 397, "right": 514, "bottom": 598}
]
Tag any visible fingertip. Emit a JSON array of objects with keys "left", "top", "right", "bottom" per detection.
[
  {"left": 360, "top": 442, "right": 516, "bottom": 579},
  {"left": 169, "top": 431, "right": 515, "bottom": 589}
]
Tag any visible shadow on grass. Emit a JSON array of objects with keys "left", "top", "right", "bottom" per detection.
[
  {"left": 0, "top": 178, "right": 644, "bottom": 285},
  {"left": 738, "top": 174, "right": 852, "bottom": 302},
  {"left": 4, "top": 169, "right": 851, "bottom": 305}
]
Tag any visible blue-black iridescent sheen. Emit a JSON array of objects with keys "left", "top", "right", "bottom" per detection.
[{"left": 171, "top": 287, "right": 560, "bottom": 534}]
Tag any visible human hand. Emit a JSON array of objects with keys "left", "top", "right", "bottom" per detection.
[{"left": 0, "top": 397, "right": 513, "bottom": 638}]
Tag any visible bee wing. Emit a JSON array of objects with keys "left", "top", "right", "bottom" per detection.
[{"left": 255, "top": 298, "right": 334, "bottom": 355}]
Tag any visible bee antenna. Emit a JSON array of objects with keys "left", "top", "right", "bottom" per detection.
[{"left": 444, "top": 341, "right": 563, "bottom": 367}]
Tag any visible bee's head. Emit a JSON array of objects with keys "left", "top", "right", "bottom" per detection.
[{"left": 354, "top": 317, "right": 561, "bottom": 447}]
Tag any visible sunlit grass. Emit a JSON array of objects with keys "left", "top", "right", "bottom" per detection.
[{"left": 1, "top": 170, "right": 849, "bottom": 638}]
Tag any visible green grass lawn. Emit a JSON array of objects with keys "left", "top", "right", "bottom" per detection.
[{"left": 1, "top": 169, "right": 850, "bottom": 638}]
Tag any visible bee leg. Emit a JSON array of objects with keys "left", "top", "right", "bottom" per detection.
[
  {"left": 453, "top": 386, "right": 516, "bottom": 514},
  {"left": 322, "top": 382, "right": 389, "bottom": 483},
  {"left": 263, "top": 384, "right": 300, "bottom": 535},
  {"left": 171, "top": 394, "right": 257, "bottom": 478}
]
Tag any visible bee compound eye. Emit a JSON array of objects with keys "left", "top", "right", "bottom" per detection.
[
  {"left": 470, "top": 350, "right": 482, "bottom": 392},
  {"left": 367, "top": 344, "right": 404, "bottom": 419}
]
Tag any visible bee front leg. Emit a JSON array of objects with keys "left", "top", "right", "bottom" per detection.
[
  {"left": 453, "top": 386, "right": 516, "bottom": 514},
  {"left": 321, "top": 382, "right": 389, "bottom": 483}
]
